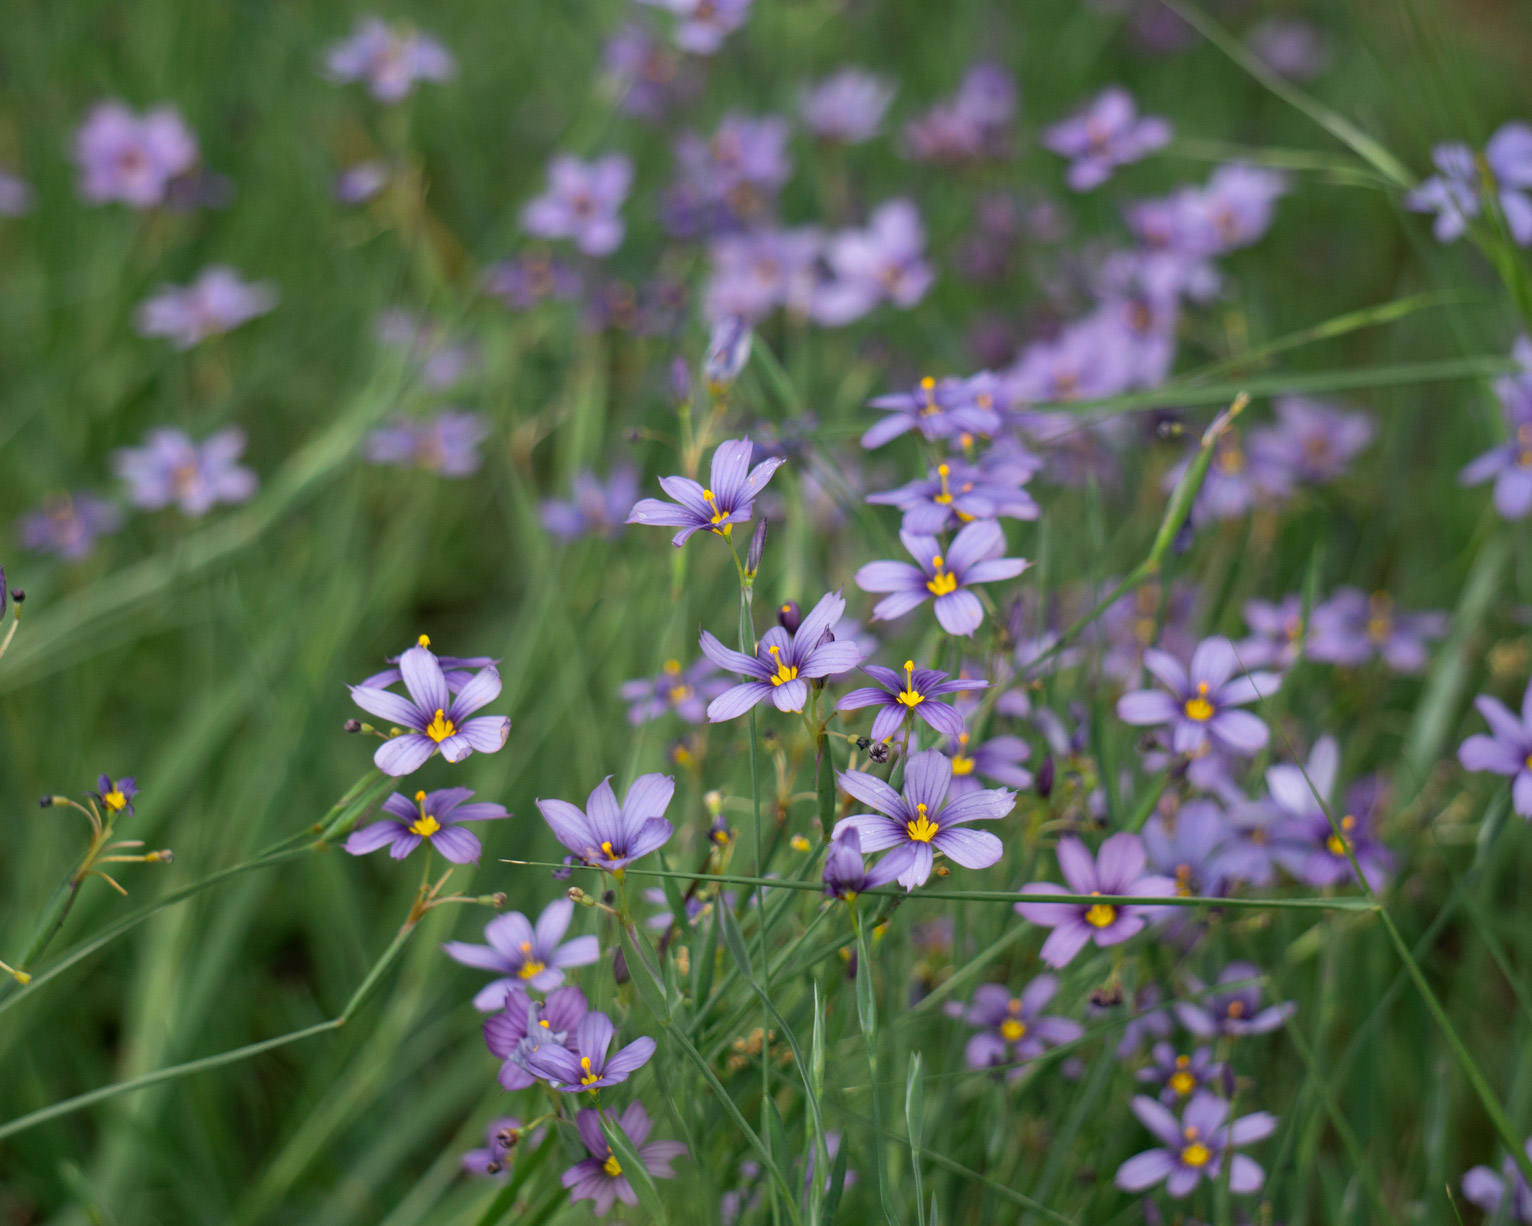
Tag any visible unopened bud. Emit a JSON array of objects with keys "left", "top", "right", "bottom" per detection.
[
  {"left": 855, "top": 736, "right": 871, "bottom": 751},
  {"left": 484, "top": 1159, "right": 504, "bottom": 1175},
  {"left": 10, "top": 588, "right": 23, "bottom": 604},
  {"left": 569, "top": 887, "right": 595, "bottom": 907},
  {"left": 777, "top": 600, "right": 801, "bottom": 634},
  {"left": 703, "top": 790, "right": 724, "bottom": 819},
  {"left": 146, "top": 849, "right": 174, "bottom": 863},
  {"left": 868, "top": 741, "right": 891, "bottom": 764},
  {"left": 1036, "top": 754, "right": 1055, "bottom": 799},
  {"left": 612, "top": 946, "right": 629, "bottom": 986},
  {"left": 11, "top": 970, "right": 30, "bottom": 985},
  {"left": 343, "top": 719, "right": 362, "bottom": 733},
  {"left": 489, "top": 892, "right": 507, "bottom": 908},
  {"left": 670, "top": 355, "right": 692, "bottom": 406},
  {"left": 790, "top": 834, "right": 811, "bottom": 852},
  {"left": 704, "top": 314, "right": 752, "bottom": 391},
  {"left": 496, "top": 1125, "right": 519, "bottom": 1149},
  {"left": 935, "top": 864, "right": 950, "bottom": 877},
  {"left": 745, "top": 518, "right": 767, "bottom": 578},
  {"left": 709, "top": 816, "right": 732, "bottom": 845}
]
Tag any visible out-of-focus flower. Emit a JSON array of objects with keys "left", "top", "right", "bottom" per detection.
[
  {"left": 822, "top": 827, "right": 903, "bottom": 900},
  {"left": 522, "top": 154, "right": 633, "bottom": 257},
  {"left": 74, "top": 101, "right": 198, "bottom": 208},
  {"left": 1462, "top": 1139, "right": 1532, "bottom": 1223},
  {"left": 904, "top": 63, "right": 1016, "bottom": 164},
  {"left": 324, "top": 17, "right": 455, "bottom": 102},
  {"left": 1238, "top": 594, "right": 1308, "bottom": 670},
  {"left": 1115, "top": 984, "right": 1174, "bottom": 1059},
  {"left": 854, "top": 521, "right": 1027, "bottom": 636},
  {"left": 637, "top": 0, "right": 751, "bottom": 54},
  {"left": 1164, "top": 429, "right": 1295, "bottom": 523},
  {"left": 1407, "top": 123, "right": 1532, "bottom": 246},
  {"left": 1115, "top": 1092, "right": 1276, "bottom": 1198},
  {"left": 942, "top": 729, "right": 1033, "bottom": 798},
  {"left": 1043, "top": 87, "right": 1171, "bottom": 191},
  {"left": 1268, "top": 745, "right": 1393, "bottom": 892},
  {"left": 484, "top": 248, "right": 582, "bottom": 311},
  {"left": 800, "top": 69, "right": 895, "bottom": 144},
  {"left": 666, "top": 114, "right": 792, "bottom": 236},
  {"left": 627, "top": 437, "right": 784, "bottom": 546},
  {"left": 1117, "top": 637, "right": 1279, "bottom": 757},
  {"left": 135, "top": 267, "right": 278, "bottom": 349},
  {"left": 1459, "top": 677, "right": 1532, "bottom": 817},
  {"left": 335, "top": 160, "right": 389, "bottom": 204},
  {"left": 537, "top": 773, "right": 675, "bottom": 871},
  {"left": 364, "top": 411, "right": 489, "bottom": 477},
  {"left": 1095, "top": 578, "right": 1198, "bottom": 684},
  {"left": 541, "top": 466, "right": 639, "bottom": 542},
  {"left": 833, "top": 748, "right": 1012, "bottom": 891},
  {"left": 703, "top": 226, "right": 823, "bottom": 322},
  {"left": 1208, "top": 793, "right": 1285, "bottom": 887},
  {"left": 704, "top": 315, "right": 753, "bottom": 390},
  {"left": 18, "top": 494, "right": 122, "bottom": 560},
  {"left": 376, "top": 309, "right": 480, "bottom": 389},
  {"left": 1248, "top": 395, "right": 1374, "bottom": 484},
  {"left": 811, "top": 200, "right": 935, "bottom": 326},
  {"left": 344, "top": 786, "right": 508, "bottom": 863},
  {"left": 951, "top": 976, "right": 1083, "bottom": 1073},
  {"left": 1142, "top": 800, "right": 1228, "bottom": 898},
  {"left": 524, "top": 1011, "right": 656, "bottom": 1092},
  {"left": 1248, "top": 17, "right": 1331, "bottom": 80},
  {"left": 562, "top": 1103, "right": 687, "bottom": 1216},
  {"left": 1306, "top": 587, "right": 1447, "bottom": 674},
  {"left": 601, "top": 25, "right": 698, "bottom": 120},
  {"left": 0, "top": 171, "right": 34, "bottom": 215},
  {"left": 837, "top": 660, "right": 985, "bottom": 742},
  {"left": 1461, "top": 360, "right": 1532, "bottom": 518},
  {"left": 1174, "top": 961, "right": 1296, "bottom": 1038},
  {"left": 700, "top": 589, "right": 864, "bottom": 717},
  {"left": 114, "top": 427, "right": 257, "bottom": 517},
  {"left": 348, "top": 640, "right": 511, "bottom": 776},
  {"left": 461, "top": 1116, "right": 522, "bottom": 1179},
  {"left": 1136, "top": 1042, "right": 1226, "bottom": 1105},
  {"left": 866, "top": 458, "right": 1038, "bottom": 534},
  {"left": 443, "top": 898, "right": 601, "bottom": 1009},
  {"left": 619, "top": 655, "right": 726, "bottom": 725},
  {"left": 90, "top": 774, "right": 139, "bottom": 817},
  {"left": 484, "top": 983, "right": 588, "bottom": 1091},
  {"left": 1015, "top": 833, "right": 1175, "bottom": 967},
  {"left": 861, "top": 374, "right": 1004, "bottom": 450}
]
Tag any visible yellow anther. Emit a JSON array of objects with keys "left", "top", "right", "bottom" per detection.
[
  {"left": 1084, "top": 893, "right": 1117, "bottom": 928},
  {"left": 418, "top": 634, "right": 431, "bottom": 647},
  {"left": 600, "top": 840, "right": 616, "bottom": 858},
  {"left": 410, "top": 814, "right": 441, "bottom": 838},
  {"left": 897, "top": 660, "right": 925, "bottom": 709},
  {"left": 663, "top": 659, "right": 682, "bottom": 675},
  {"left": 1181, "top": 1142, "right": 1212, "bottom": 1167},
  {"left": 906, "top": 803, "right": 939, "bottom": 843},
  {"left": 102, "top": 789, "right": 128, "bottom": 813},
  {"left": 424, "top": 709, "right": 457, "bottom": 742},
  {"left": 927, "top": 555, "right": 958, "bottom": 597},
  {"left": 1000, "top": 1018, "right": 1026, "bottom": 1042},
  {"left": 934, "top": 464, "right": 953, "bottom": 504},
  {"left": 1169, "top": 1070, "right": 1196, "bottom": 1096},
  {"left": 603, "top": 1152, "right": 623, "bottom": 1177},
  {"left": 1183, "top": 696, "right": 1214, "bottom": 722}
]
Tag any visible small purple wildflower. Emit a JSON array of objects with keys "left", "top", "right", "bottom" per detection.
[
  {"left": 1462, "top": 1139, "right": 1532, "bottom": 1223},
  {"left": 524, "top": 1010, "right": 656, "bottom": 1092},
  {"left": 667, "top": 114, "right": 791, "bottom": 236},
  {"left": 1306, "top": 586, "right": 1447, "bottom": 674},
  {"left": 1164, "top": 429, "right": 1295, "bottom": 523},
  {"left": 484, "top": 247, "right": 582, "bottom": 311},
  {"left": 903, "top": 63, "right": 1016, "bottom": 164},
  {"left": 1208, "top": 794, "right": 1285, "bottom": 887},
  {"left": 18, "top": 494, "right": 122, "bottom": 560},
  {"left": 637, "top": 0, "right": 751, "bottom": 54},
  {"left": 1116, "top": 636, "right": 1279, "bottom": 758},
  {"left": 376, "top": 309, "right": 480, "bottom": 389},
  {"left": 822, "top": 828, "right": 903, "bottom": 900},
  {"left": 1238, "top": 594, "right": 1308, "bottom": 670},
  {"left": 866, "top": 458, "right": 1038, "bottom": 534},
  {"left": 1460, "top": 372, "right": 1532, "bottom": 519},
  {"left": 854, "top": 521, "right": 1028, "bottom": 637},
  {"left": 704, "top": 315, "right": 754, "bottom": 391},
  {"left": 627, "top": 437, "right": 785, "bottom": 546},
  {"left": 563, "top": 1103, "right": 687, "bottom": 1216},
  {"left": 114, "top": 427, "right": 257, "bottom": 517},
  {"left": 1142, "top": 800, "right": 1229, "bottom": 898},
  {"left": 364, "top": 411, "right": 489, "bottom": 477},
  {"left": 135, "top": 267, "right": 278, "bottom": 349},
  {"left": 356, "top": 651, "right": 495, "bottom": 693},
  {"left": 461, "top": 1116, "right": 522, "bottom": 1179},
  {"left": 1114, "top": 1092, "right": 1276, "bottom": 1198},
  {"left": 74, "top": 101, "right": 198, "bottom": 209},
  {"left": 1459, "top": 676, "right": 1532, "bottom": 817},
  {"left": 1266, "top": 738, "right": 1394, "bottom": 890},
  {"left": 950, "top": 976, "right": 1084, "bottom": 1073},
  {"left": 799, "top": 69, "right": 895, "bottom": 144},
  {"left": 537, "top": 773, "right": 676, "bottom": 871},
  {"left": 1174, "top": 961, "right": 1296, "bottom": 1038},
  {"left": 443, "top": 897, "right": 601, "bottom": 1010},
  {"left": 344, "top": 786, "right": 508, "bottom": 864},
  {"left": 335, "top": 161, "right": 389, "bottom": 205},
  {"left": 1115, "top": 984, "right": 1174, "bottom": 1059},
  {"left": 324, "top": 17, "right": 456, "bottom": 103},
  {"left": 484, "top": 983, "right": 589, "bottom": 1091},
  {"left": 91, "top": 774, "right": 139, "bottom": 817},
  {"left": 601, "top": 25, "right": 697, "bottom": 120},
  {"left": 1043, "top": 88, "right": 1171, "bottom": 191},
  {"left": 619, "top": 655, "right": 727, "bottom": 725},
  {"left": 1407, "top": 123, "right": 1532, "bottom": 246},
  {"left": 1248, "top": 17, "right": 1331, "bottom": 81},
  {"left": 811, "top": 200, "right": 935, "bottom": 326},
  {"left": 832, "top": 748, "right": 1012, "bottom": 891},
  {"left": 348, "top": 639, "right": 511, "bottom": 776},
  {"left": 860, "top": 374, "right": 1005, "bottom": 451},
  {"left": 522, "top": 154, "right": 633, "bottom": 258},
  {"left": 703, "top": 227, "right": 823, "bottom": 322},
  {"left": 942, "top": 729, "right": 1033, "bottom": 798},
  {"left": 700, "top": 590, "right": 864, "bottom": 718},
  {"left": 1136, "top": 1042, "right": 1227, "bottom": 1105},
  {"left": 1015, "top": 834, "right": 1176, "bottom": 968},
  {"left": 1248, "top": 395, "right": 1375, "bottom": 483},
  {"left": 1095, "top": 578, "right": 1198, "bottom": 685},
  {"left": 836, "top": 660, "right": 986, "bottom": 742},
  {"left": 541, "top": 466, "right": 639, "bottom": 541}
]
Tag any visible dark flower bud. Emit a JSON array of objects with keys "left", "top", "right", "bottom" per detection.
[
  {"left": 1036, "top": 754, "right": 1055, "bottom": 799},
  {"left": 1089, "top": 985, "right": 1123, "bottom": 1008},
  {"left": 612, "top": 946, "right": 629, "bottom": 985},
  {"left": 777, "top": 600, "right": 801, "bottom": 634},
  {"left": 670, "top": 355, "right": 692, "bottom": 406},
  {"left": 868, "top": 741, "right": 891, "bottom": 764},
  {"left": 489, "top": 892, "right": 507, "bottom": 908},
  {"left": 343, "top": 719, "right": 362, "bottom": 733},
  {"left": 745, "top": 518, "right": 767, "bottom": 578},
  {"left": 149, "top": 849, "right": 174, "bottom": 864},
  {"left": 602, "top": 889, "right": 616, "bottom": 906},
  {"left": 624, "top": 427, "right": 642, "bottom": 444},
  {"left": 496, "top": 1125, "right": 519, "bottom": 1149},
  {"left": 11, "top": 588, "right": 24, "bottom": 604},
  {"left": 38, "top": 795, "right": 52, "bottom": 808},
  {"left": 0, "top": 565, "right": 6, "bottom": 616},
  {"left": 855, "top": 736, "right": 871, "bottom": 751},
  {"left": 484, "top": 1159, "right": 503, "bottom": 1175}
]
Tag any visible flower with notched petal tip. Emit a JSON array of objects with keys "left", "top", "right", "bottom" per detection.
[
  {"left": 854, "top": 521, "right": 1027, "bottom": 636},
  {"left": 537, "top": 774, "right": 676, "bottom": 871},
  {"left": 1116, "top": 636, "right": 1279, "bottom": 758},
  {"left": 562, "top": 1103, "right": 687, "bottom": 1216},
  {"left": 1114, "top": 1091, "right": 1276, "bottom": 1199},
  {"left": 700, "top": 589, "right": 864, "bottom": 718},
  {"left": 523, "top": 1010, "right": 656, "bottom": 1092},
  {"left": 836, "top": 660, "right": 986, "bottom": 743},
  {"left": 343, "top": 787, "right": 508, "bottom": 863},
  {"left": 626, "top": 437, "right": 784, "bottom": 546},
  {"left": 443, "top": 898, "right": 601, "bottom": 1010},
  {"left": 348, "top": 639, "right": 511, "bottom": 776},
  {"left": 821, "top": 828, "right": 905, "bottom": 900}
]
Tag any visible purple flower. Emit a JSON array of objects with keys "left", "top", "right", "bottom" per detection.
[
  {"left": 484, "top": 248, "right": 582, "bottom": 311},
  {"left": 1163, "top": 429, "right": 1295, "bottom": 523},
  {"left": 484, "top": 983, "right": 588, "bottom": 1091},
  {"left": 563, "top": 1103, "right": 687, "bottom": 1216},
  {"left": 620, "top": 655, "right": 727, "bottom": 725},
  {"left": 854, "top": 521, "right": 1028, "bottom": 637},
  {"left": 1186, "top": 163, "right": 1289, "bottom": 252},
  {"left": 1174, "top": 961, "right": 1296, "bottom": 1038},
  {"left": 1208, "top": 794, "right": 1285, "bottom": 887},
  {"left": 541, "top": 466, "right": 639, "bottom": 541},
  {"left": 811, "top": 200, "right": 935, "bottom": 326},
  {"left": 356, "top": 651, "right": 496, "bottom": 693},
  {"left": 524, "top": 1010, "right": 656, "bottom": 1092},
  {"left": 522, "top": 154, "right": 633, "bottom": 258},
  {"left": 1263, "top": 736, "right": 1395, "bottom": 889},
  {"left": 537, "top": 773, "right": 676, "bottom": 871},
  {"left": 1114, "top": 1092, "right": 1276, "bottom": 1198},
  {"left": 860, "top": 374, "right": 1005, "bottom": 451},
  {"left": 1114, "top": 984, "right": 1174, "bottom": 1059},
  {"left": 91, "top": 774, "right": 139, "bottom": 817},
  {"left": 18, "top": 493, "right": 122, "bottom": 560},
  {"left": 1463, "top": 1138, "right": 1532, "bottom": 1223},
  {"left": 114, "top": 426, "right": 257, "bottom": 517},
  {"left": 135, "top": 267, "right": 278, "bottom": 349},
  {"left": 700, "top": 590, "right": 864, "bottom": 718},
  {"left": 1407, "top": 123, "right": 1532, "bottom": 246},
  {"left": 376, "top": 309, "right": 481, "bottom": 389},
  {"left": 637, "top": 0, "right": 751, "bottom": 54},
  {"left": 1238, "top": 594, "right": 1308, "bottom": 670},
  {"left": 1015, "top": 834, "right": 1175, "bottom": 967},
  {"left": 903, "top": 63, "right": 1016, "bottom": 164},
  {"left": 704, "top": 315, "right": 754, "bottom": 391},
  {"left": 344, "top": 786, "right": 508, "bottom": 864},
  {"left": 799, "top": 69, "right": 894, "bottom": 144},
  {"left": 1136, "top": 1042, "right": 1226, "bottom": 1105},
  {"left": 348, "top": 640, "right": 511, "bottom": 776},
  {"left": 832, "top": 748, "right": 1012, "bottom": 891},
  {"left": 1247, "top": 395, "right": 1374, "bottom": 483},
  {"left": 1460, "top": 677, "right": 1532, "bottom": 817},
  {"left": 324, "top": 17, "right": 455, "bottom": 103},
  {"left": 1095, "top": 579, "right": 1198, "bottom": 685},
  {"left": 704, "top": 227, "right": 823, "bottom": 322},
  {"left": 1306, "top": 587, "right": 1447, "bottom": 674},
  {"left": 667, "top": 114, "right": 791, "bottom": 236},
  {"left": 364, "top": 411, "right": 488, "bottom": 477},
  {"left": 74, "top": 102, "right": 198, "bottom": 208},
  {"left": 835, "top": 660, "right": 986, "bottom": 743},
  {"left": 601, "top": 25, "right": 698, "bottom": 120},
  {"left": 0, "top": 170, "right": 34, "bottom": 216},
  {"left": 627, "top": 437, "right": 785, "bottom": 546},
  {"left": 1043, "top": 88, "right": 1171, "bottom": 191},
  {"left": 1461, "top": 419, "right": 1532, "bottom": 520},
  {"left": 1005, "top": 315, "right": 1134, "bottom": 407},
  {"left": 822, "top": 828, "right": 903, "bottom": 900},
  {"left": 951, "top": 976, "right": 1083, "bottom": 1072},
  {"left": 443, "top": 898, "right": 601, "bottom": 1009},
  {"left": 1116, "top": 637, "right": 1279, "bottom": 758},
  {"left": 943, "top": 729, "right": 1033, "bottom": 798},
  {"left": 335, "top": 161, "right": 388, "bottom": 205},
  {"left": 866, "top": 458, "right": 1038, "bottom": 535},
  {"left": 1142, "top": 800, "right": 1228, "bottom": 898},
  {"left": 461, "top": 1116, "right": 522, "bottom": 1179},
  {"left": 1248, "top": 17, "right": 1331, "bottom": 81}
]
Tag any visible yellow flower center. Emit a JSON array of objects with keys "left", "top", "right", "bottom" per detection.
[
  {"left": 1181, "top": 1142, "right": 1212, "bottom": 1167},
  {"left": 918, "top": 375, "right": 939, "bottom": 415},
  {"left": 951, "top": 755, "right": 975, "bottom": 776},
  {"left": 517, "top": 942, "right": 545, "bottom": 980},
  {"left": 668, "top": 685, "right": 693, "bottom": 703},
  {"left": 663, "top": 659, "right": 682, "bottom": 676},
  {"left": 934, "top": 463, "right": 954, "bottom": 505},
  {"left": 102, "top": 789, "right": 128, "bottom": 813},
  {"left": 926, "top": 555, "right": 958, "bottom": 597},
  {"left": 906, "top": 802, "right": 939, "bottom": 843},
  {"left": 1326, "top": 813, "right": 1357, "bottom": 856},
  {"left": 1175, "top": 863, "right": 1193, "bottom": 897},
  {"left": 896, "top": 660, "right": 926, "bottom": 709},
  {"left": 580, "top": 1056, "right": 599, "bottom": 1086},
  {"left": 600, "top": 840, "right": 616, "bottom": 858},
  {"left": 410, "top": 814, "right": 441, "bottom": 837},
  {"left": 1169, "top": 1070, "right": 1197, "bottom": 1096},
  {"left": 1000, "top": 1018, "right": 1026, "bottom": 1042},
  {"left": 1227, "top": 1000, "right": 1246, "bottom": 1019},
  {"left": 424, "top": 708, "right": 457, "bottom": 742},
  {"left": 766, "top": 644, "right": 799, "bottom": 687},
  {"left": 603, "top": 1152, "right": 623, "bottom": 1177},
  {"left": 418, "top": 634, "right": 431, "bottom": 647},
  {"left": 703, "top": 488, "right": 731, "bottom": 534},
  {"left": 1084, "top": 893, "right": 1117, "bottom": 928},
  {"left": 1183, "top": 682, "right": 1213, "bottom": 722}
]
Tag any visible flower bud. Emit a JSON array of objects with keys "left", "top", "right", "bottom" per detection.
[
  {"left": 704, "top": 315, "right": 752, "bottom": 392},
  {"left": 496, "top": 1125, "right": 519, "bottom": 1149},
  {"left": 612, "top": 946, "right": 630, "bottom": 986},
  {"left": 10, "top": 588, "right": 23, "bottom": 605},
  {"left": 745, "top": 518, "right": 767, "bottom": 578},
  {"left": 868, "top": 741, "right": 891, "bottom": 765},
  {"left": 670, "top": 355, "right": 692, "bottom": 406},
  {"left": 146, "top": 848, "right": 174, "bottom": 864},
  {"left": 343, "top": 718, "right": 362, "bottom": 733},
  {"left": 568, "top": 886, "right": 595, "bottom": 907},
  {"left": 1036, "top": 754, "right": 1055, "bottom": 799},
  {"left": 776, "top": 600, "right": 801, "bottom": 634},
  {"left": 0, "top": 565, "right": 6, "bottom": 617}
]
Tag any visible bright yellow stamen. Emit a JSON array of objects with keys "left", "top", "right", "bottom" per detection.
[
  {"left": 410, "top": 814, "right": 441, "bottom": 837},
  {"left": 668, "top": 685, "right": 693, "bottom": 703},
  {"left": 1000, "top": 1018, "right": 1026, "bottom": 1042},
  {"left": 1184, "top": 680, "right": 1214, "bottom": 722},
  {"left": 1327, "top": 814, "right": 1357, "bottom": 856},
  {"left": 906, "top": 802, "right": 939, "bottom": 843},
  {"left": 766, "top": 643, "right": 799, "bottom": 687},
  {"left": 603, "top": 1152, "right": 623, "bottom": 1177},
  {"left": 790, "top": 834, "right": 811, "bottom": 852},
  {"left": 102, "top": 789, "right": 128, "bottom": 813},
  {"left": 1174, "top": 863, "right": 1193, "bottom": 897},
  {"left": 418, "top": 634, "right": 431, "bottom": 647},
  {"left": 424, "top": 708, "right": 457, "bottom": 742},
  {"left": 702, "top": 488, "right": 731, "bottom": 534},
  {"left": 580, "top": 1055, "right": 599, "bottom": 1086},
  {"left": 919, "top": 375, "right": 938, "bottom": 414},
  {"left": 1169, "top": 1070, "right": 1197, "bottom": 1096},
  {"left": 1181, "top": 1142, "right": 1212, "bottom": 1167},
  {"left": 1084, "top": 893, "right": 1117, "bottom": 928},
  {"left": 517, "top": 941, "right": 546, "bottom": 980},
  {"left": 926, "top": 555, "right": 958, "bottom": 597},
  {"left": 600, "top": 840, "right": 616, "bottom": 858},
  {"left": 934, "top": 464, "right": 953, "bottom": 505},
  {"left": 896, "top": 660, "right": 925, "bottom": 709},
  {"left": 951, "top": 755, "right": 975, "bottom": 776}
]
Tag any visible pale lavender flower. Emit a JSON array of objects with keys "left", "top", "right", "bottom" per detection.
[
  {"left": 356, "top": 651, "right": 496, "bottom": 693},
  {"left": 833, "top": 748, "right": 1012, "bottom": 891},
  {"left": 443, "top": 898, "right": 600, "bottom": 1009},
  {"left": 524, "top": 1011, "right": 656, "bottom": 1092},
  {"left": 1248, "top": 395, "right": 1375, "bottom": 483},
  {"left": 1142, "top": 800, "right": 1228, "bottom": 898},
  {"left": 1408, "top": 123, "right": 1532, "bottom": 246},
  {"left": 335, "top": 161, "right": 389, "bottom": 204},
  {"left": 324, "top": 17, "right": 455, "bottom": 103},
  {"left": 950, "top": 976, "right": 1083, "bottom": 1072},
  {"left": 1462, "top": 1139, "right": 1532, "bottom": 1223},
  {"left": 1044, "top": 88, "right": 1171, "bottom": 191},
  {"left": 1096, "top": 578, "right": 1198, "bottom": 684},
  {"left": 1461, "top": 414, "right": 1532, "bottom": 520},
  {"left": 854, "top": 521, "right": 1028, "bottom": 636},
  {"left": 703, "top": 226, "right": 823, "bottom": 322},
  {"left": 1238, "top": 594, "right": 1308, "bottom": 670},
  {"left": 484, "top": 248, "right": 582, "bottom": 311},
  {"left": 1005, "top": 314, "right": 1134, "bottom": 406},
  {"left": 866, "top": 458, "right": 1038, "bottom": 534},
  {"left": 800, "top": 69, "right": 895, "bottom": 144},
  {"left": 620, "top": 655, "right": 727, "bottom": 725},
  {"left": 811, "top": 200, "right": 935, "bottom": 326},
  {"left": 1115, "top": 1092, "right": 1276, "bottom": 1198},
  {"left": 1174, "top": 961, "right": 1296, "bottom": 1038},
  {"left": 348, "top": 640, "right": 511, "bottom": 776},
  {"left": 836, "top": 660, "right": 985, "bottom": 742},
  {"left": 484, "top": 983, "right": 589, "bottom": 1091},
  {"left": 522, "top": 154, "right": 633, "bottom": 258},
  {"left": 1268, "top": 742, "right": 1393, "bottom": 890},
  {"left": 18, "top": 494, "right": 122, "bottom": 560},
  {"left": 1248, "top": 17, "right": 1331, "bottom": 80},
  {"left": 904, "top": 63, "right": 1016, "bottom": 164},
  {"left": 537, "top": 773, "right": 675, "bottom": 871},
  {"left": 860, "top": 374, "right": 1004, "bottom": 450},
  {"left": 0, "top": 171, "right": 34, "bottom": 216},
  {"left": 364, "top": 411, "right": 488, "bottom": 477},
  {"left": 542, "top": 466, "right": 639, "bottom": 541},
  {"left": 637, "top": 0, "right": 751, "bottom": 54},
  {"left": 1016, "top": 833, "right": 1176, "bottom": 967},
  {"left": 563, "top": 1103, "right": 687, "bottom": 1216},
  {"left": 627, "top": 437, "right": 784, "bottom": 546},
  {"left": 942, "top": 729, "right": 1032, "bottom": 798},
  {"left": 1137, "top": 1042, "right": 1226, "bottom": 1105},
  {"left": 1208, "top": 794, "right": 1285, "bottom": 887},
  {"left": 1163, "top": 429, "right": 1295, "bottom": 523},
  {"left": 461, "top": 1116, "right": 522, "bottom": 1179},
  {"left": 1115, "top": 983, "right": 1174, "bottom": 1059},
  {"left": 114, "top": 426, "right": 257, "bottom": 516},
  {"left": 344, "top": 786, "right": 508, "bottom": 864},
  {"left": 667, "top": 115, "right": 792, "bottom": 235},
  {"left": 1117, "top": 637, "right": 1278, "bottom": 757},
  {"left": 704, "top": 315, "right": 753, "bottom": 390},
  {"left": 1459, "top": 677, "right": 1532, "bottom": 817},
  {"left": 74, "top": 102, "right": 198, "bottom": 208},
  {"left": 1186, "top": 163, "right": 1290, "bottom": 253},
  {"left": 822, "top": 827, "right": 904, "bottom": 899},
  {"left": 601, "top": 25, "right": 697, "bottom": 120},
  {"left": 1306, "top": 587, "right": 1447, "bottom": 674},
  {"left": 135, "top": 267, "right": 278, "bottom": 349},
  {"left": 700, "top": 589, "right": 864, "bottom": 717},
  {"left": 376, "top": 309, "right": 480, "bottom": 389}
]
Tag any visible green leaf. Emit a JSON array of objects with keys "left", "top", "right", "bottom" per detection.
[
  {"left": 620, "top": 922, "right": 672, "bottom": 1028},
  {"left": 905, "top": 1051, "right": 926, "bottom": 1226}
]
